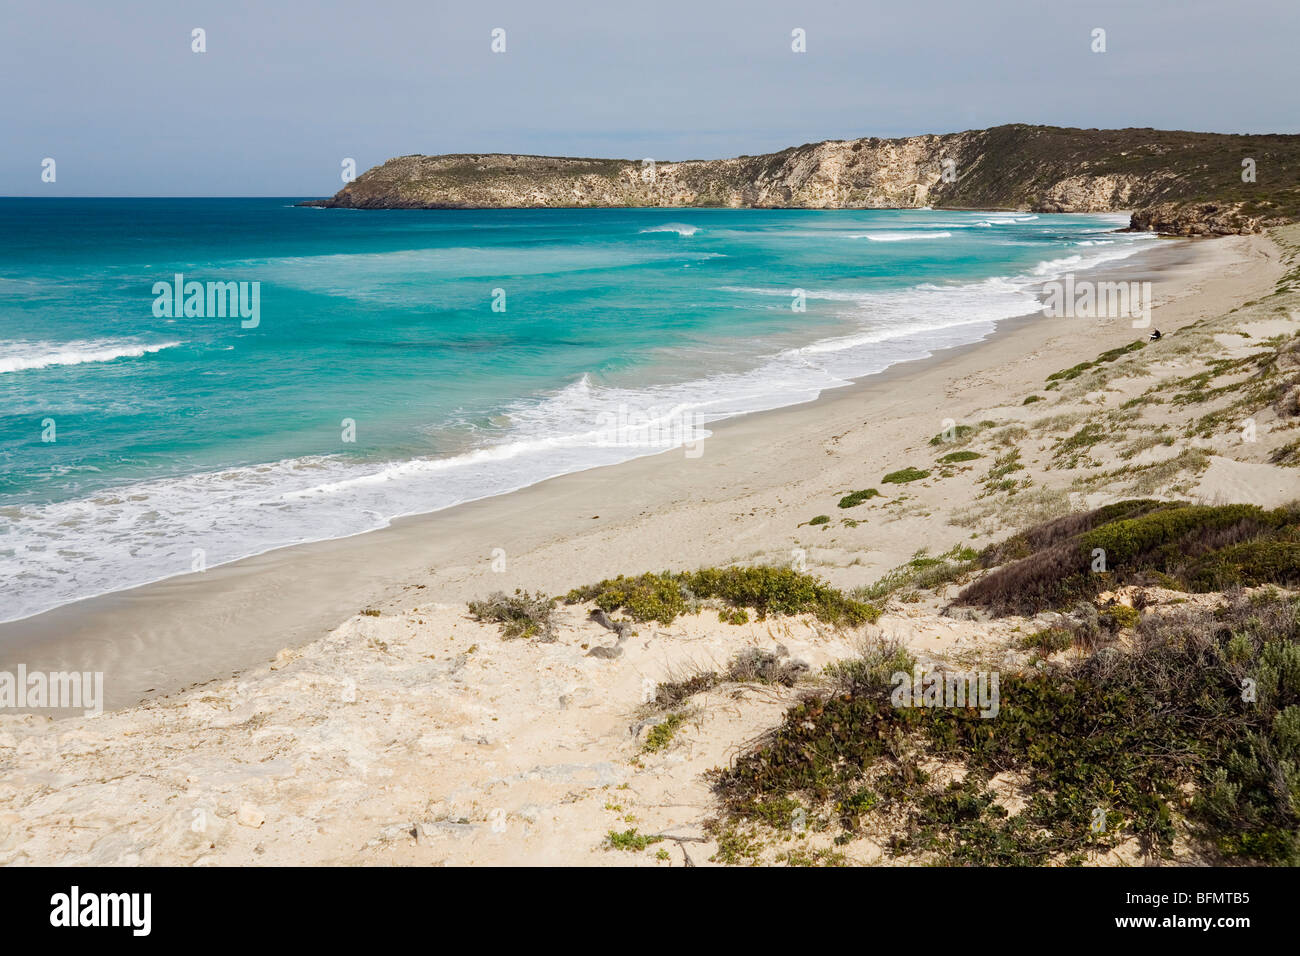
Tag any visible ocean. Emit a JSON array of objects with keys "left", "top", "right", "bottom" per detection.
[{"left": 0, "top": 200, "right": 1155, "bottom": 621}]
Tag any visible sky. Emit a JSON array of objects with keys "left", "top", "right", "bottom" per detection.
[{"left": 3, "top": 0, "right": 1298, "bottom": 196}]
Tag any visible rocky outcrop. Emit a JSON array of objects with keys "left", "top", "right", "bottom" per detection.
[
  {"left": 1126, "top": 202, "right": 1279, "bottom": 237},
  {"left": 302, "top": 125, "right": 1300, "bottom": 236}
]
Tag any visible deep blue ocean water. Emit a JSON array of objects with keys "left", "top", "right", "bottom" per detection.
[{"left": 0, "top": 200, "right": 1154, "bottom": 621}]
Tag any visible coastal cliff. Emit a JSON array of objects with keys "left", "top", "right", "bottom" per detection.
[{"left": 303, "top": 124, "right": 1300, "bottom": 236}]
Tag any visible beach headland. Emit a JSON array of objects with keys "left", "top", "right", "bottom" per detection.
[{"left": 302, "top": 125, "right": 1300, "bottom": 237}]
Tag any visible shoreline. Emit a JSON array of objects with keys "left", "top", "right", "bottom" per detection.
[
  {"left": 0, "top": 213, "right": 1145, "bottom": 628},
  {"left": 0, "top": 232, "right": 1281, "bottom": 712}
]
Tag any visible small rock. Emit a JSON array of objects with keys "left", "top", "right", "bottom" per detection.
[
  {"left": 236, "top": 804, "right": 265, "bottom": 829},
  {"left": 414, "top": 822, "right": 440, "bottom": 845}
]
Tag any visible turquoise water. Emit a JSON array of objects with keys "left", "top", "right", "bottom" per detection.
[{"left": 0, "top": 200, "right": 1153, "bottom": 621}]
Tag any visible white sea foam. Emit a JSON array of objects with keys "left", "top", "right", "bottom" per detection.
[
  {"left": 1028, "top": 243, "right": 1149, "bottom": 276},
  {"left": 0, "top": 339, "right": 182, "bottom": 374},
  {"left": 639, "top": 223, "right": 699, "bottom": 236},
  {"left": 851, "top": 231, "right": 953, "bottom": 241}
]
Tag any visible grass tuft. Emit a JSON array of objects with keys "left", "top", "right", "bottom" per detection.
[{"left": 467, "top": 590, "right": 557, "bottom": 640}]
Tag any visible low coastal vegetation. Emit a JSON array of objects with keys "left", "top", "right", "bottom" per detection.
[
  {"left": 645, "top": 647, "right": 811, "bottom": 712},
  {"left": 929, "top": 424, "right": 976, "bottom": 445},
  {"left": 892, "top": 237, "right": 1300, "bottom": 526},
  {"left": 604, "top": 828, "right": 664, "bottom": 852},
  {"left": 882, "top": 466, "right": 930, "bottom": 484},
  {"left": 838, "top": 488, "right": 880, "bottom": 508},
  {"left": 467, "top": 589, "right": 557, "bottom": 640},
  {"left": 565, "top": 566, "right": 880, "bottom": 627},
  {"left": 709, "top": 589, "right": 1300, "bottom": 865},
  {"left": 470, "top": 567, "right": 879, "bottom": 640},
  {"left": 643, "top": 711, "right": 688, "bottom": 753},
  {"left": 703, "top": 495, "right": 1300, "bottom": 865},
  {"left": 1045, "top": 339, "right": 1145, "bottom": 389},
  {"left": 958, "top": 500, "right": 1300, "bottom": 615},
  {"left": 853, "top": 545, "right": 980, "bottom": 603}
]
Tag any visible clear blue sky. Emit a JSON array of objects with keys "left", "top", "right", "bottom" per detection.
[{"left": 4, "top": 0, "right": 1297, "bottom": 196}]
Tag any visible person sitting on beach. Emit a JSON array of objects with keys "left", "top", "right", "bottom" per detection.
[{"left": 1149, "top": 329, "right": 1162, "bottom": 340}]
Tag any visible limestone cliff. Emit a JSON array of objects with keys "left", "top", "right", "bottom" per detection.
[{"left": 302, "top": 124, "right": 1300, "bottom": 236}]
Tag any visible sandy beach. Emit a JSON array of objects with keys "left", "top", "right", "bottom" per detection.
[
  {"left": 0, "top": 231, "right": 1284, "bottom": 710},
  {"left": 1, "top": 225, "right": 1296, "bottom": 867}
]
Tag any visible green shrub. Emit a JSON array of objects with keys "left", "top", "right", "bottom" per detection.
[
  {"left": 939, "top": 450, "right": 982, "bottom": 464},
  {"left": 808, "top": 514, "right": 830, "bottom": 525},
  {"left": 1271, "top": 439, "right": 1300, "bottom": 466},
  {"left": 644, "top": 711, "right": 687, "bottom": 752},
  {"left": 823, "top": 640, "right": 915, "bottom": 696},
  {"left": 649, "top": 672, "right": 719, "bottom": 710},
  {"left": 467, "top": 589, "right": 557, "bottom": 640},
  {"left": 687, "top": 566, "right": 879, "bottom": 625},
  {"left": 1046, "top": 340, "right": 1145, "bottom": 383},
  {"left": 568, "top": 566, "right": 880, "bottom": 627},
  {"left": 565, "top": 572, "right": 689, "bottom": 624},
  {"left": 1098, "top": 603, "right": 1140, "bottom": 632},
  {"left": 929, "top": 425, "right": 975, "bottom": 446},
  {"left": 1054, "top": 423, "right": 1108, "bottom": 462},
  {"left": 605, "top": 829, "right": 664, "bottom": 851},
  {"left": 882, "top": 467, "right": 930, "bottom": 484},
  {"left": 838, "top": 488, "right": 880, "bottom": 508},
  {"left": 960, "top": 501, "right": 1300, "bottom": 615},
  {"left": 983, "top": 449, "right": 1024, "bottom": 480},
  {"left": 726, "top": 647, "right": 808, "bottom": 685},
  {"left": 855, "top": 545, "right": 980, "bottom": 602},
  {"left": 1021, "top": 627, "right": 1074, "bottom": 653},
  {"left": 1079, "top": 504, "right": 1275, "bottom": 565},
  {"left": 1184, "top": 540, "right": 1300, "bottom": 591}
]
